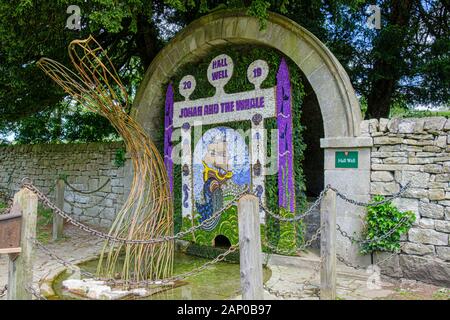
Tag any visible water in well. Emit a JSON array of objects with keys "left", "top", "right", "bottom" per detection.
[{"left": 52, "top": 252, "right": 271, "bottom": 300}]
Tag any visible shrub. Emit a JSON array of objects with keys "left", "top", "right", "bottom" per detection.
[
  {"left": 360, "top": 195, "right": 416, "bottom": 255},
  {"left": 114, "top": 148, "right": 126, "bottom": 167}
]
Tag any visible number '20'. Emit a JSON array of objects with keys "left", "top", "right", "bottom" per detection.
[{"left": 183, "top": 81, "right": 192, "bottom": 89}]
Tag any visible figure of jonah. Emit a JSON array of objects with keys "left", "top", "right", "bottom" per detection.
[{"left": 196, "top": 135, "right": 233, "bottom": 231}]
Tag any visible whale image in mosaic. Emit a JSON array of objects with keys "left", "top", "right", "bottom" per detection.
[{"left": 193, "top": 127, "right": 250, "bottom": 231}]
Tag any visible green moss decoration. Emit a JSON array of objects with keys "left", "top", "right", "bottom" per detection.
[{"left": 165, "top": 45, "right": 307, "bottom": 255}]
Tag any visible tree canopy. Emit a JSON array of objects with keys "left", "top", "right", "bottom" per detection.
[{"left": 0, "top": 0, "right": 448, "bottom": 143}]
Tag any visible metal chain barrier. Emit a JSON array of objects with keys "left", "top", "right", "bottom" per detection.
[
  {"left": 298, "top": 226, "right": 322, "bottom": 251},
  {"left": 25, "top": 285, "right": 47, "bottom": 300},
  {"left": 33, "top": 236, "right": 239, "bottom": 288},
  {"left": 263, "top": 239, "right": 297, "bottom": 256},
  {"left": 336, "top": 254, "right": 366, "bottom": 270},
  {"left": 16, "top": 177, "right": 414, "bottom": 298},
  {"left": 263, "top": 225, "right": 322, "bottom": 255},
  {"left": 337, "top": 250, "right": 400, "bottom": 271},
  {"left": 33, "top": 239, "right": 96, "bottom": 278},
  {"left": 337, "top": 215, "right": 410, "bottom": 245},
  {"left": 107, "top": 245, "right": 239, "bottom": 287},
  {"left": 62, "top": 177, "right": 111, "bottom": 195},
  {"left": 263, "top": 259, "right": 322, "bottom": 299},
  {"left": 330, "top": 182, "right": 411, "bottom": 207},
  {"left": 1, "top": 197, "right": 13, "bottom": 215},
  {"left": 0, "top": 285, "right": 7, "bottom": 298},
  {"left": 22, "top": 181, "right": 246, "bottom": 245},
  {"left": 64, "top": 192, "right": 111, "bottom": 210},
  {"left": 259, "top": 187, "right": 326, "bottom": 222}
]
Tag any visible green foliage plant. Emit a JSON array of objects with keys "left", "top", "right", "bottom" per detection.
[
  {"left": 114, "top": 148, "right": 127, "bottom": 167},
  {"left": 168, "top": 45, "right": 307, "bottom": 254},
  {"left": 360, "top": 195, "right": 416, "bottom": 255}
]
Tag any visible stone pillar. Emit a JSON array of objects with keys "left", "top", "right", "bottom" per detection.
[{"left": 320, "top": 136, "right": 373, "bottom": 267}]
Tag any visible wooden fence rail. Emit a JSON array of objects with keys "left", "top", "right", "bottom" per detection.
[
  {"left": 238, "top": 194, "right": 264, "bottom": 300},
  {"left": 320, "top": 188, "right": 337, "bottom": 300},
  {"left": 7, "top": 188, "right": 38, "bottom": 300},
  {"left": 53, "top": 179, "right": 65, "bottom": 241}
]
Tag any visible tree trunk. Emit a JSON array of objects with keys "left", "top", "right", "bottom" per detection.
[
  {"left": 365, "top": 0, "right": 414, "bottom": 119},
  {"left": 135, "top": 15, "right": 161, "bottom": 70}
]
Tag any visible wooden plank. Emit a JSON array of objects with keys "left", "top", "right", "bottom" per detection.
[
  {"left": 320, "top": 189, "right": 337, "bottom": 300},
  {"left": 238, "top": 194, "right": 264, "bottom": 300},
  {"left": 0, "top": 248, "right": 21, "bottom": 254},
  {"left": 53, "top": 179, "right": 64, "bottom": 241},
  {"left": 0, "top": 203, "right": 22, "bottom": 249},
  {"left": 8, "top": 188, "right": 38, "bottom": 300}
]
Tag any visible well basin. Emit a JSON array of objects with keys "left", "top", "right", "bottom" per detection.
[{"left": 52, "top": 252, "right": 271, "bottom": 300}]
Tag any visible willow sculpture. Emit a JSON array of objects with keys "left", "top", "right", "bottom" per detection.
[{"left": 37, "top": 36, "right": 174, "bottom": 285}]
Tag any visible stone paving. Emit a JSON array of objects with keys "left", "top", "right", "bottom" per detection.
[
  {"left": 1, "top": 226, "right": 448, "bottom": 300},
  {"left": 262, "top": 252, "right": 396, "bottom": 300},
  {"left": 0, "top": 225, "right": 104, "bottom": 300}
]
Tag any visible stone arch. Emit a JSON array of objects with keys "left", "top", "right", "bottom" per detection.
[
  {"left": 132, "top": 10, "right": 362, "bottom": 139},
  {"left": 130, "top": 10, "right": 372, "bottom": 268}
]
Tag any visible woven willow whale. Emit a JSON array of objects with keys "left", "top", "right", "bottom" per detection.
[{"left": 37, "top": 36, "right": 173, "bottom": 284}]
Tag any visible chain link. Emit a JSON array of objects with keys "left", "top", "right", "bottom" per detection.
[
  {"left": 32, "top": 235, "right": 239, "bottom": 288},
  {"left": 336, "top": 254, "right": 367, "bottom": 270},
  {"left": 330, "top": 182, "right": 411, "bottom": 207},
  {"left": 108, "top": 245, "right": 239, "bottom": 287},
  {"left": 22, "top": 182, "right": 245, "bottom": 245},
  {"left": 33, "top": 239, "right": 96, "bottom": 278},
  {"left": 264, "top": 259, "right": 321, "bottom": 299},
  {"left": 64, "top": 192, "right": 111, "bottom": 210},
  {"left": 258, "top": 182, "right": 410, "bottom": 224},
  {"left": 263, "top": 239, "right": 298, "bottom": 256},
  {"left": 259, "top": 188, "right": 326, "bottom": 222},
  {"left": 0, "top": 285, "right": 7, "bottom": 298},
  {"left": 25, "top": 285, "right": 47, "bottom": 300},
  {"left": 298, "top": 226, "right": 322, "bottom": 251},
  {"left": 62, "top": 177, "right": 111, "bottom": 195},
  {"left": 0, "top": 199, "right": 13, "bottom": 215},
  {"left": 337, "top": 215, "right": 410, "bottom": 245},
  {"left": 374, "top": 251, "right": 399, "bottom": 266},
  {"left": 337, "top": 250, "right": 400, "bottom": 271},
  {"left": 262, "top": 226, "right": 321, "bottom": 256}
]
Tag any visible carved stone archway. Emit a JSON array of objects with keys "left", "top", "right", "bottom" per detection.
[
  {"left": 132, "top": 10, "right": 363, "bottom": 138},
  {"left": 132, "top": 10, "right": 373, "bottom": 266}
]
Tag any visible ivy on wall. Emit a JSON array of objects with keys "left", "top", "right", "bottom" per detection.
[{"left": 166, "top": 45, "right": 307, "bottom": 253}]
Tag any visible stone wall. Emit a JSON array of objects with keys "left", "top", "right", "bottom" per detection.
[
  {"left": 361, "top": 117, "right": 450, "bottom": 286},
  {"left": 0, "top": 142, "right": 127, "bottom": 229}
]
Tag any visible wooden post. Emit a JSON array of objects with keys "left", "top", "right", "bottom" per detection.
[
  {"left": 53, "top": 179, "right": 64, "bottom": 241},
  {"left": 320, "top": 188, "right": 337, "bottom": 300},
  {"left": 238, "top": 194, "right": 264, "bottom": 300},
  {"left": 7, "top": 188, "right": 38, "bottom": 300}
]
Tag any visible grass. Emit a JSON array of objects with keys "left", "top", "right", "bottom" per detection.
[
  {"left": 390, "top": 109, "right": 450, "bottom": 118},
  {"left": 387, "top": 287, "right": 450, "bottom": 300},
  {"left": 36, "top": 204, "right": 70, "bottom": 243},
  {"left": 36, "top": 204, "right": 54, "bottom": 244},
  {"left": 432, "top": 288, "right": 450, "bottom": 300},
  {"left": 393, "top": 288, "right": 422, "bottom": 300}
]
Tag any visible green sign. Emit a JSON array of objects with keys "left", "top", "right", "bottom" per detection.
[{"left": 335, "top": 151, "right": 358, "bottom": 168}]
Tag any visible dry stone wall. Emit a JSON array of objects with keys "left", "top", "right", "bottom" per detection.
[
  {"left": 1, "top": 116, "right": 450, "bottom": 286},
  {"left": 361, "top": 117, "right": 450, "bottom": 285},
  {"left": 0, "top": 142, "right": 126, "bottom": 229}
]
